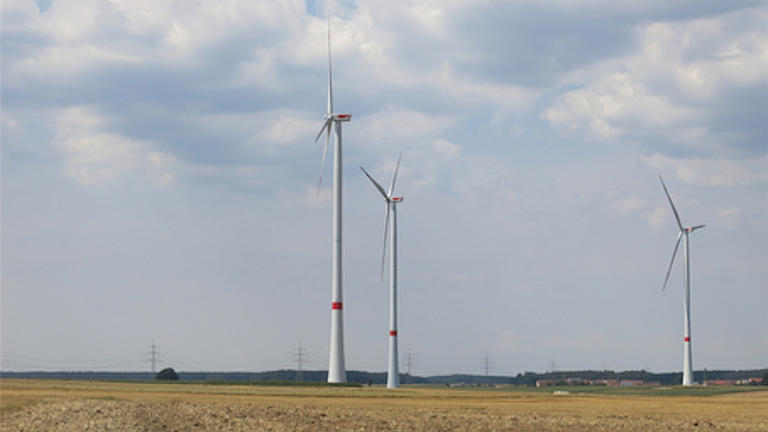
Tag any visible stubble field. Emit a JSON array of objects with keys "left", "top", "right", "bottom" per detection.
[{"left": 1, "top": 379, "right": 766, "bottom": 431}]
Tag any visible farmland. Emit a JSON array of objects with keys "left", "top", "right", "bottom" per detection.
[{"left": 1, "top": 379, "right": 766, "bottom": 431}]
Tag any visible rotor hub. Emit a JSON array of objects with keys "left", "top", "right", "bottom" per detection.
[{"left": 330, "top": 113, "right": 351, "bottom": 121}]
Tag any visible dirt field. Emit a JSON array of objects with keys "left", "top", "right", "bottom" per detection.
[{"left": 1, "top": 379, "right": 766, "bottom": 431}]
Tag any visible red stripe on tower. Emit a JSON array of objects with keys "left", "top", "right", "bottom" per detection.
[
  {"left": 332, "top": 302, "right": 342, "bottom": 310},
  {"left": 389, "top": 330, "right": 397, "bottom": 336},
  {"left": 684, "top": 337, "right": 690, "bottom": 342}
]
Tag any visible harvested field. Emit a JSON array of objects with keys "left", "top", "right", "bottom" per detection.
[{"left": 1, "top": 379, "right": 766, "bottom": 431}]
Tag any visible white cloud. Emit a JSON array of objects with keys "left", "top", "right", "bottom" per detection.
[
  {"left": 54, "top": 106, "right": 176, "bottom": 185},
  {"left": 403, "top": 0, "right": 448, "bottom": 36},
  {"left": 635, "top": 19, "right": 768, "bottom": 101},
  {"left": 543, "top": 7, "right": 767, "bottom": 155},
  {"left": 612, "top": 197, "right": 648, "bottom": 215},
  {"left": 643, "top": 153, "right": 768, "bottom": 187},
  {"left": 194, "top": 109, "right": 317, "bottom": 155},
  {"left": 278, "top": 186, "right": 331, "bottom": 210},
  {"left": 715, "top": 208, "right": 742, "bottom": 229},
  {"left": 234, "top": 50, "right": 292, "bottom": 91},
  {"left": 59, "top": 133, "right": 138, "bottom": 185},
  {"left": 643, "top": 205, "right": 668, "bottom": 231},
  {"left": 354, "top": 107, "right": 456, "bottom": 151},
  {"left": 449, "top": 156, "right": 521, "bottom": 204},
  {"left": 308, "top": 2, "right": 542, "bottom": 114},
  {"left": 5, "top": 0, "right": 309, "bottom": 83},
  {"left": 265, "top": 112, "right": 319, "bottom": 146},
  {"left": 432, "top": 138, "right": 460, "bottom": 159},
  {"left": 543, "top": 73, "right": 696, "bottom": 139},
  {"left": 1, "top": 0, "right": 40, "bottom": 31},
  {"left": 2, "top": 113, "right": 23, "bottom": 144}
]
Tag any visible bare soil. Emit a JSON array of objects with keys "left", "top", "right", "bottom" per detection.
[{"left": 2, "top": 379, "right": 766, "bottom": 431}]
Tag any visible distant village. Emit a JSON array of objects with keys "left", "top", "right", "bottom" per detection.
[{"left": 535, "top": 377, "right": 764, "bottom": 387}]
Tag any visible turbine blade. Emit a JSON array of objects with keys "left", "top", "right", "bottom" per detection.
[
  {"left": 659, "top": 175, "right": 684, "bottom": 231},
  {"left": 691, "top": 224, "right": 706, "bottom": 231},
  {"left": 381, "top": 203, "right": 390, "bottom": 280},
  {"left": 316, "top": 124, "right": 331, "bottom": 194},
  {"left": 662, "top": 231, "right": 683, "bottom": 292},
  {"left": 327, "top": 11, "right": 333, "bottom": 114},
  {"left": 314, "top": 118, "right": 331, "bottom": 143},
  {"left": 388, "top": 153, "right": 402, "bottom": 197},
  {"left": 360, "top": 166, "right": 389, "bottom": 200}
]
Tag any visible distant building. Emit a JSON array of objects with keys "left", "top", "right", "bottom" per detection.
[
  {"left": 535, "top": 379, "right": 559, "bottom": 387},
  {"left": 537, "top": 377, "right": 663, "bottom": 387},
  {"left": 735, "top": 377, "right": 764, "bottom": 386},
  {"left": 704, "top": 380, "right": 735, "bottom": 386}
]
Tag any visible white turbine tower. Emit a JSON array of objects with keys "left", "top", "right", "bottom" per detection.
[
  {"left": 314, "top": 16, "right": 351, "bottom": 384},
  {"left": 659, "top": 175, "right": 705, "bottom": 386},
  {"left": 361, "top": 155, "right": 403, "bottom": 389}
]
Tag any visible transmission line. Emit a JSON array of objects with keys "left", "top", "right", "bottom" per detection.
[
  {"left": 294, "top": 343, "right": 308, "bottom": 381},
  {"left": 144, "top": 339, "right": 161, "bottom": 374},
  {"left": 482, "top": 355, "right": 492, "bottom": 379}
]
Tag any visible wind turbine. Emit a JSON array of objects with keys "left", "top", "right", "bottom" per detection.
[
  {"left": 361, "top": 155, "right": 403, "bottom": 389},
  {"left": 314, "top": 15, "right": 351, "bottom": 384},
  {"left": 659, "top": 175, "right": 705, "bottom": 386}
]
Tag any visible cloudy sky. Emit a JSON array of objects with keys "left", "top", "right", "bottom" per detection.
[{"left": 2, "top": 0, "right": 766, "bottom": 376}]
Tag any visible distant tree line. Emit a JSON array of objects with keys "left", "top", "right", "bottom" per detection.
[{"left": 2, "top": 368, "right": 766, "bottom": 386}]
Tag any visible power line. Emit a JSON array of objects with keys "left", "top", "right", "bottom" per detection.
[
  {"left": 406, "top": 351, "right": 415, "bottom": 376},
  {"left": 482, "top": 355, "right": 492, "bottom": 378},
  {"left": 1, "top": 351, "right": 140, "bottom": 370},
  {"left": 294, "top": 343, "right": 308, "bottom": 381},
  {"left": 0, "top": 356, "right": 139, "bottom": 371},
  {"left": 144, "top": 339, "right": 161, "bottom": 374},
  {"left": 402, "top": 350, "right": 416, "bottom": 383}
]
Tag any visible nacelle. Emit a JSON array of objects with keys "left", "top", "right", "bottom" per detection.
[{"left": 332, "top": 114, "right": 352, "bottom": 121}]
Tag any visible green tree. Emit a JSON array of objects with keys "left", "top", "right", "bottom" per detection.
[
  {"left": 761, "top": 372, "right": 768, "bottom": 385},
  {"left": 156, "top": 367, "right": 179, "bottom": 381}
]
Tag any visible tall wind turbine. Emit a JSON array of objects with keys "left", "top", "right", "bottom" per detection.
[
  {"left": 314, "top": 15, "right": 351, "bottom": 384},
  {"left": 361, "top": 155, "right": 403, "bottom": 389},
  {"left": 659, "top": 175, "right": 705, "bottom": 386}
]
